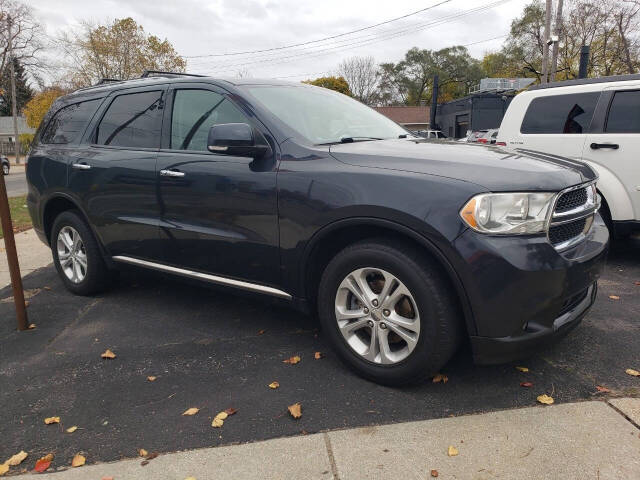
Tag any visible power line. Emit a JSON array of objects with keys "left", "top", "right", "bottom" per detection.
[
  {"left": 184, "top": 0, "right": 452, "bottom": 59},
  {"left": 189, "top": 1, "right": 511, "bottom": 74},
  {"left": 188, "top": 1, "right": 509, "bottom": 68}
]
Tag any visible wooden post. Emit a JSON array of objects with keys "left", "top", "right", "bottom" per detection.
[{"left": 1, "top": 14, "right": 28, "bottom": 331}]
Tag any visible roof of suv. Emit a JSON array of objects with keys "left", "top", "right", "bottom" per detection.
[{"left": 529, "top": 73, "right": 640, "bottom": 91}]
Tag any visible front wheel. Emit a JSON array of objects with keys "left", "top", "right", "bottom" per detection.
[
  {"left": 317, "top": 239, "right": 463, "bottom": 386},
  {"left": 51, "top": 210, "right": 111, "bottom": 295}
]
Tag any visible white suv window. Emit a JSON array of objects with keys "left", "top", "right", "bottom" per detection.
[
  {"left": 605, "top": 90, "right": 640, "bottom": 133},
  {"left": 520, "top": 92, "right": 600, "bottom": 134}
]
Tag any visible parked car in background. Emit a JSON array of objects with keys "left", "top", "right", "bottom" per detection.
[
  {"left": 477, "top": 129, "right": 499, "bottom": 144},
  {"left": 1, "top": 156, "right": 9, "bottom": 175},
  {"left": 498, "top": 74, "right": 640, "bottom": 238},
  {"left": 466, "top": 130, "right": 489, "bottom": 143},
  {"left": 27, "top": 73, "right": 608, "bottom": 385},
  {"left": 414, "top": 129, "right": 447, "bottom": 139}
]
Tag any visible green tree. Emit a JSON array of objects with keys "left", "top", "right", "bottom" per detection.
[
  {"left": 59, "top": 17, "right": 186, "bottom": 88},
  {"left": 0, "top": 58, "right": 33, "bottom": 115},
  {"left": 303, "top": 76, "right": 351, "bottom": 95}
]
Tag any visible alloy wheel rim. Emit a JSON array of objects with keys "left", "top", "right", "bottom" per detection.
[
  {"left": 57, "top": 226, "right": 87, "bottom": 284},
  {"left": 335, "top": 267, "right": 420, "bottom": 365}
]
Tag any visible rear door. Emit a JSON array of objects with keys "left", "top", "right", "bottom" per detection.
[
  {"left": 70, "top": 86, "right": 167, "bottom": 260},
  {"left": 155, "top": 84, "right": 280, "bottom": 286},
  {"left": 582, "top": 86, "right": 640, "bottom": 221}
]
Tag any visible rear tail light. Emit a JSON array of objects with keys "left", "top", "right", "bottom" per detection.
[
  {"left": 496, "top": 141, "right": 506, "bottom": 146},
  {"left": 477, "top": 138, "right": 488, "bottom": 144}
]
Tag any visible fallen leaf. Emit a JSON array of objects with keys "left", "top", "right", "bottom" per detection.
[
  {"left": 28, "top": 323, "right": 36, "bottom": 329},
  {"left": 141, "top": 460, "right": 149, "bottom": 466},
  {"left": 146, "top": 453, "right": 159, "bottom": 461},
  {"left": 44, "top": 416, "right": 60, "bottom": 424},
  {"left": 215, "top": 411, "right": 228, "bottom": 421},
  {"left": 184, "top": 477, "right": 196, "bottom": 480},
  {"left": 224, "top": 407, "right": 237, "bottom": 416},
  {"left": 283, "top": 355, "right": 301, "bottom": 364},
  {"left": 447, "top": 445, "right": 459, "bottom": 457},
  {"left": 66, "top": 426, "right": 78, "bottom": 433},
  {"left": 268, "top": 381, "right": 280, "bottom": 389},
  {"left": 101, "top": 477, "right": 114, "bottom": 480},
  {"left": 138, "top": 449, "right": 148, "bottom": 457},
  {"left": 595, "top": 385, "right": 611, "bottom": 393},
  {"left": 431, "top": 470, "right": 439, "bottom": 478},
  {"left": 288, "top": 403, "right": 302, "bottom": 419},
  {"left": 635, "top": 281, "right": 640, "bottom": 286},
  {"left": 101, "top": 349, "right": 116, "bottom": 359},
  {"left": 609, "top": 295, "right": 620, "bottom": 300},
  {"left": 71, "top": 454, "right": 85, "bottom": 467},
  {"left": 44, "top": 286, "right": 52, "bottom": 291},
  {"left": 432, "top": 373, "right": 448, "bottom": 383},
  {"left": 515, "top": 366, "right": 529, "bottom": 372},
  {"left": 626, "top": 368, "right": 640, "bottom": 377},
  {"left": 537, "top": 394, "right": 554, "bottom": 405},
  {"left": 314, "top": 351, "right": 323, "bottom": 359},
  {"left": 257, "top": 329, "right": 265, "bottom": 335},
  {"left": 34, "top": 454, "right": 53, "bottom": 473},
  {"left": 182, "top": 407, "right": 199, "bottom": 416},
  {"left": 147, "top": 376, "right": 157, "bottom": 382},
  {"left": 211, "top": 417, "right": 224, "bottom": 428},
  {"left": 5, "top": 451, "right": 27, "bottom": 466},
  {"left": 0, "top": 463, "right": 8, "bottom": 476},
  {"left": 520, "top": 382, "right": 533, "bottom": 388}
]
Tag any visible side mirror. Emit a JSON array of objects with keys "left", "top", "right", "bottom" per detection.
[{"left": 207, "top": 123, "right": 270, "bottom": 157}]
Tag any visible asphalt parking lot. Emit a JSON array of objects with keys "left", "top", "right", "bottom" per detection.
[{"left": 1, "top": 238, "right": 638, "bottom": 470}]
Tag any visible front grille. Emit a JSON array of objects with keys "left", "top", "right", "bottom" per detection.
[
  {"left": 555, "top": 188, "right": 587, "bottom": 213},
  {"left": 549, "top": 218, "right": 587, "bottom": 246}
]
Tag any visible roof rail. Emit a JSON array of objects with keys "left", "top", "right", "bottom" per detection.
[
  {"left": 97, "top": 78, "right": 122, "bottom": 85},
  {"left": 529, "top": 73, "right": 640, "bottom": 90},
  {"left": 140, "top": 70, "right": 206, "bottom": 79}
]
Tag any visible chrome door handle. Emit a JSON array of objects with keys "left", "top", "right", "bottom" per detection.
[
  {"left": 72, "top": 163, "right": 91, "bottom": 170},
  {"left": 159, "top": 169, "right": 185, "bottom": 178}
]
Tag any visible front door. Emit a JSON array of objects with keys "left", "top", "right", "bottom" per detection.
[
  {"left": 70, "top": 87, "right": 166, "bottom": 260},
  {"left": 155, "top": 85, "right": 280, "bottom": 286}
]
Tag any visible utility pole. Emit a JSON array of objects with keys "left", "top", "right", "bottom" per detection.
[
  {"left": 541, "top": 0, "right": 552, "bottom": 84},
  {"left": 550, "top": 0, "right": 564, "bottom": 82},
  {"left": 1, "top": 15, "right": 28, "bottom": 331},
  {"left": 8, "top": 15, "right": 20, "bottom": 164}
]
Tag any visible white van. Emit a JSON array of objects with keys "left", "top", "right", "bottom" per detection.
[{"left": 497, "top": 74, "right": 640, "bottom": 238}]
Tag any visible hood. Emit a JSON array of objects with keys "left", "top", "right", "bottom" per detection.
[{"left": 329, "top": 139, "right": 596, "bottom": 192}]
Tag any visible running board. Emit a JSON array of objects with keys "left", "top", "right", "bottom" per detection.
[{"left": 112, "top": 256, "right": 292, "bottom": 300}]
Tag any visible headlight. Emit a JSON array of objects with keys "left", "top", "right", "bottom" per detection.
[{"left": 460, "top": 192, "right": 556, "bottom": 234}]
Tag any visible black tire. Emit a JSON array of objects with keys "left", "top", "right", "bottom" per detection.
[
  {"left": 51, "top": 210, "right": 110, "bottom": 295},
  {"left": 317, "top": 239, "right": 463, "bottom": 386}
]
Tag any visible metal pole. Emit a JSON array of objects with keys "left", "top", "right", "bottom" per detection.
[
  {"left": 578, "top": 45, "right": 590, "bottom": 79},
  {"left": 1, "top": 14, "right": 28, "bottom": 331},
  {"left": 8, "top": 16, "right": 20, "bottom": 165},
  {"left": 550, "top": 0, "right": 564, "bottom": 82},
  {"left": 541, "top": 0, "right": 552, "bottom": 84},
  {"left": 430, "top": 74, "right": 439, "bottom": 130}
]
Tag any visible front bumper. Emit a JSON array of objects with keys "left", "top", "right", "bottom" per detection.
[{"left": 452, "top": 213, "right": 609, "bottom": 365}]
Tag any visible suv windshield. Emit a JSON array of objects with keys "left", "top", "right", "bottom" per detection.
[{"left": 245, "top": 85, "right": 407, "bottom": 145}]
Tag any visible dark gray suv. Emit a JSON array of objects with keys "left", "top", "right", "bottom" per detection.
[{"left": 26, "top": 73, "right": 608, "bottom": 385}]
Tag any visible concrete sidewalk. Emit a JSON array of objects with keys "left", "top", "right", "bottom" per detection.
[
  {"left": 13, "top": 398, "right": 640, "bottom": 479},
  {"left": 0, "top": 228, "right": 51, "bottom": 288}
]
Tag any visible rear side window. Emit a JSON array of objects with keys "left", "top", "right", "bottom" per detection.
[
  {"left": 170, "top": 89, "right": 248, "bottom": 151},
  {"left": 520, "top": 92, "right": 600, "bottom": 134},
  {"left": 606, "top": 90, "right": 640, "bottom": 133},
  {"left": 96, "top": 90, "right": 164, "bottom": 148},
  {"left": 40, "top": 99, "right": 101, "bottom": 144}
]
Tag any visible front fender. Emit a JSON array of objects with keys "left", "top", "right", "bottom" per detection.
[{"left": 585, "top": 161, "right": 635, "bottom": 221}]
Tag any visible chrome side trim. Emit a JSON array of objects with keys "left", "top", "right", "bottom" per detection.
[
  {"left": 553, "top": 285, "right": 594, "bottom": 331},
  {"left": 112, "top": 256, "right": 292, "bottom": 300}
]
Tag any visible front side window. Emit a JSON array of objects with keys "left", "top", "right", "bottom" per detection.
[
  {"left": 244, "top": 85, "right": 407, "bottom": 144},
  {"left": 96, "top": 91, "right": 163, "bottom": 148},
  {"left": 606, "top": 90, "right": 640, "bottom": 133},
  {"left": 170, "top": 89, "right": 248, "bottom": 151},
  {"left": 40, "top": 99, "right": 101, "bottom": 144},
  {"left": 520, "top": 92, "right": 600, "bottom": 134}
]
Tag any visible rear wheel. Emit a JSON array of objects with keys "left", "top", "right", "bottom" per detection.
[
  {"left": 317, "top": 239, "right": 463, "bottom": 386},
  {"left": 51, "top": 210, "right": 110, "bottom": 295}
]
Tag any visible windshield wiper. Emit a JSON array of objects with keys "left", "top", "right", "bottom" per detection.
[{"left": 318, "top": 136, "right": 383, "bottom": 146}]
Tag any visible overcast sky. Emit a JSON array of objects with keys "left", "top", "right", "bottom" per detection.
[{"left": 28, "top": 0, "right": 532, "bottom": 80}]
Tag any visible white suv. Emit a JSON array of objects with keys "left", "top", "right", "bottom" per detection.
[{"left": 498, "top": 74, "right": 640, "bottom": 238}]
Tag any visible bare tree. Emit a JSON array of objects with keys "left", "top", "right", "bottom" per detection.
[
  {"left": 0, "top": 0, "right": 45, "bottom": 75},
  {"left": 337, "top": 56, "right": 379, "bottom": 105}
]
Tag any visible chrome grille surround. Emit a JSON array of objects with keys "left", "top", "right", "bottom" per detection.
[{"left": 546, "top": 182, "right": 599, "bottom": 251}]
